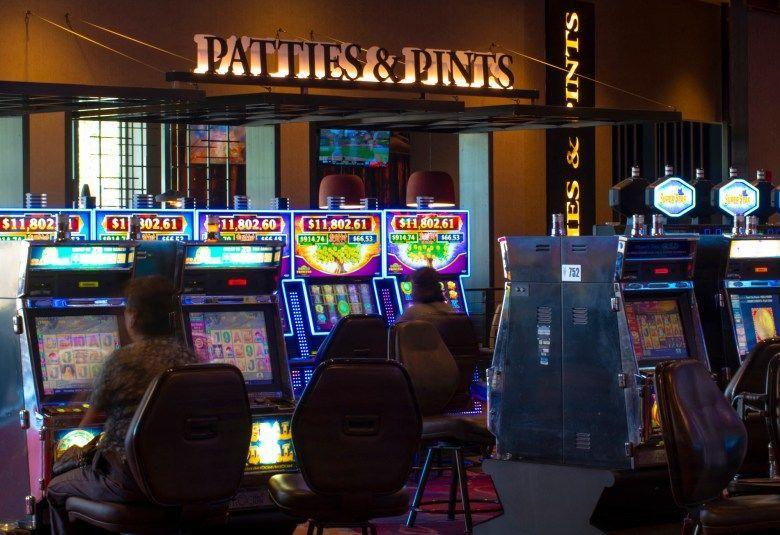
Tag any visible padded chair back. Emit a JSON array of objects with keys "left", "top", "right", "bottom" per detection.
[
  {"left": 314, "top": 314, "right": 387, "bottom": 366},
  {"left": 125, "top": 364, "right": 251, "bottom": 506},
  {"left": 725, "top": 337, "right": 780, "bottom": 401},
  {"left": 655, "top": 359, "right": 747, "bottom": 507},
  {"left": 390, "top": 320, "right": 459, "bottom": 416},
  {"left": 293, "top": 359, "right": 421, "bottom": 495},
  {"left": 768, "top": 355, "right": 780, "bottom": 455},
  {"left": 426, "top": 314, "right": 480, "bottom": 358}
]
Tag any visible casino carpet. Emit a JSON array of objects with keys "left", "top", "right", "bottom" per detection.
[{"left": 291, "top": 470, "right": 501, "bottom": 535}]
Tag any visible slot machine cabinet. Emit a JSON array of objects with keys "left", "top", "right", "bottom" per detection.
[
  {"left": 381, "top": 210, "right": 471, "bottom": 321},
  {"left": 194, "top": 209, "right": 294, "bottom": 353},
  {"left": 0, "top": 241, "right": 32, "bottom": 523},
  {"left": 283, "top": 211, "right": 384, "bottom": 394},
  {"left": 175, "top": 242, "right": 297, "bottom": 512},
  {"left": 15, "top": 242, "right": 136, "bottom": 526}
]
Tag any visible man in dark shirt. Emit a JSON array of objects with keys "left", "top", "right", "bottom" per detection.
[{"left": 47, "top": 275, "right": 199, "bottom": 535}]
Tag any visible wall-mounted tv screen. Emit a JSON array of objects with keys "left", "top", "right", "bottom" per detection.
[{"left": 318, "top": 129, "right": 390, "bottom": 167}]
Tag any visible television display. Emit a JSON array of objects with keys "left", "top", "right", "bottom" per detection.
[
  {"left": 307, "top": 282, "right": 377, "bottom": 332},
  {"left": 36, "top": 315, "right": 120, "bottom": 395},
  {"left": 245, "top": 415, "right": 296, "bottom": 473},
  {"left": 188, "top": 310, "right": 274, "bottom": 385},
  {"left": 318, "top": 129, "right": 390, "bottom": 167},
  {"left": 624, "top": 299, "right": 689, "bottom": 361},
  {"left": 730, "top": 293, "right": 780, "bottom": 357}
]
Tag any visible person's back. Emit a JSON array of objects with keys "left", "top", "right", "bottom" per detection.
[
  {"left": 47, "top": 275, "right": 198, "bottom": 535},
  {"left": 397, "top": 267, "right": 455, "bottom": 323}
]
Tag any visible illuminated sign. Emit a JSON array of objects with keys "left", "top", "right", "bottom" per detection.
[
  {"left": 173, "top": 34, "right": 520, "bottom": 95},
  {"left": 0, "top": 210, "right": 91, "bottom": 241},
  {"left": 94, "top": 209, "right": 194, "bottom": 241},
  {"left": 29, "top": 245, "right": 134, "bottom": 270},
  {"left": 184, "top": 244, "right": 282, "bottom": 268},
  {"left": 652, "top": 177, "right": 696, "bottom": 217},
  {"left": 384, "top": 210, "right": 469, "bottom": 276},
  {"left": 718, "top": 179, "right": 759, "bottom": 217},
  {"left": 293, "top": 211, "right": 381, "bottom": 278},
  {"left": 730, "top": 239, "right": 780, "bottom": 259},
  {"left": 195, "top": 210, "right": 292, "bottom": 278}
]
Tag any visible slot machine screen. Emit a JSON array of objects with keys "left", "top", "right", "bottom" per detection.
[
  {"left": 245, "top": 415, "right": 296, "bottom": 473},
  {"left": 188, "top": 310, "right": 275, "bottom": 386},
  {"left": 307, "top": 282, "right": 377, "bottom": 332},
  {"left": 729, "top": 293, "right": 780, "bottom": 357},
  {"left": 36, "top": 315, "right": 121, "bottom": 396},
  {"left": 399, "top": 277, "right": 464, "bottom": 313},
  {"left": 53, "top": 427, "right": 103, "bottom": 461},
  {"left": 624, "top": 299, "right": 689, "bottom": 361}
]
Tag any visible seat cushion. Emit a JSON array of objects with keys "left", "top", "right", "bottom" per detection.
[
  {"left": 422, "top": 415, "right": 495, "bottom": 446},
  {"left": 700, "top": 495, "right": 780, "bottom": 532},
  {"left": 268, "top": 473, "right": 410, "bottom": 522},
  {"left": 727, "top": 477, "right": 780, "bottom": 496},
  {"left": 66, "top": 496, "right": 180, "bottom": 532}
]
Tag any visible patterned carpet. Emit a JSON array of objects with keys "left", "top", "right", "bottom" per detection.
[{"left": 291, "top": 471, "right": 501, "bottom": 535}]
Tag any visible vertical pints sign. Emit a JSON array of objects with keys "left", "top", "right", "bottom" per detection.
[{"left": 546, "top": 0, "right": 595, "bottom": 236}]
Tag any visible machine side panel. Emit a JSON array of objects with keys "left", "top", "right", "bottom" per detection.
[
  {"left": 493, "top": 281, "right": 563, "bottom": 463},
  {"left": 562, "top": 281, "right": 630, "bottom": 468}
]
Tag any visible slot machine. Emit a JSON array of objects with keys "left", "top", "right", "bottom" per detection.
[
  {"left": 93, "top": 208, "right": 194, "bottom": 242},
  {"left": 0, "top": 209, "right": 92, "bottom": 242},
  {"left": 194, "top": 209, "right": 293, "bottom": 342},
  {"left": 283, "top": 211, "right": 384, "bottom": 392},
  {"left": 489, "top": 233, "right": 708, "bottom": 469},
  {"left": 14, "top": 241, "right": 136, "bottom": 526},
  {"left": 381, "top": 209, "right": 470, "bottom": 322},
  {"left": 175, "top": 241, "right": 297, "bottom": 512}
]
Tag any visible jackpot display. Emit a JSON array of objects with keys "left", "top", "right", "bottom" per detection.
[
  {"left": 195, "top": 210, "right": 292, "bottom": 278},
  {"left": 0, "top": 209, "right": 91, "bottom": 241},
  {"left": 94, "top": 209, "right": 194, "bottom": 241},
  {"left": 293, "top": 212, "right": 381, "bottom": 278},
  {"left": 383, "top": 210, "right": 470, "bottom": 314}
]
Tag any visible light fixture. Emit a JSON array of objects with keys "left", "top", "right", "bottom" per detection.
[
  {"left": 318, "top": 174, "right": 366, "bottom": 209},
  {"left": 155, "top": 190, "right": 185, "bottom": 209},
  {"left": 405, "top": 170, "right": 456, "bottom": 208}
]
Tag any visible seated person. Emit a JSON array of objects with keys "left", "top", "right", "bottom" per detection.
[
  {"left": 47, "top": 275, "right": 199, "bottom": 535},
  {"left": 397, "top": 267, "right": 455, "bottom": 323}
]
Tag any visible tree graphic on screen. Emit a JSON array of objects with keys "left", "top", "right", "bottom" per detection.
[
  {"left": 407, "top": 242, "right": 450, "bottom": 268},
  {"left": 315, "top": 243, "right": 361, "bottom": 274}
]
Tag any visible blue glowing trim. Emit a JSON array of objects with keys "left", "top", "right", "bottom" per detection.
[
  {"left": 726, "top": 280, "right": 780, "bottom": 289},
  {"left": 280, "top": 279, "right": 295, "bottom": 336},
  {"left": 652, "top": 177, "right": 696, "bottom": 218},
  {"left": 718, "top": 179, "right": 760, "bottom": 217}
]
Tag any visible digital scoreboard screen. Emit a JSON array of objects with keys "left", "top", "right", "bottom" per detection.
[
  {"left": 293, "top": 211, "right": 381, "bottom": 278},
  {"left": 195, "top": 210, "right": 292, "bottom": 278},
  {"left": 94, "top": 209, "right": 194, "bottom": 241},
  {"left": 0, "top": 209, "right": 91, "bottom": 241},
  {"left": 384, "top": 210, "right": 469, "bottom": 276}
]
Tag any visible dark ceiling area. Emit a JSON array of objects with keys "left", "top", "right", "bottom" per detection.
[{"left": 0, "top": 80, "right": 682, "bottom": 133}]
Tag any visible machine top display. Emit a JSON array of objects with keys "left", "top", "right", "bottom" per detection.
[
  {"left": 384, "top": 210, "right": 469, "bottom": 276},
  {"left": 293, "top": 211, "right": 382, "bottom": 278},
  {"left": 0, "top": 209, "right": 92, "bottom": 241},
  {"left": 184, "top": 243, "right": 282, "bottom": 269},
  {"left": 29, "top": 244, "right": 134, "bottom": 271},
  {"left": 730, "top": 239, "right": 780, "bottom": 260}
]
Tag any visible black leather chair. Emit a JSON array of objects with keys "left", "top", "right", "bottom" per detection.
[
  {"left": 313, "top": 314, "right": 387, "bottom": 367},
  {"left": 425, "top": 314, "right": 488, "bottom": 411},
  {"left": 725, "top": 337, "right": 780, "bottom": 479},
  {"left": 655, "top": 359, "right": 780, "bottom": 534},
  {"left": 268, "top": 359, "right": 421, "bottom": 535},
  {"left": 390, "top": 320, "right": 495, "bottom": 533},
  {"left": 65, "top": 364, "right": 251, "bottom": 533}
]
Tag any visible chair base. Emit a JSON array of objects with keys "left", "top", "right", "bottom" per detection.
[
  {"left": 407, "top": 444, "right": 499, "bottom": 533},
  {"left": 306, "top": 519, "right": 377, "bottom": 535}
]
